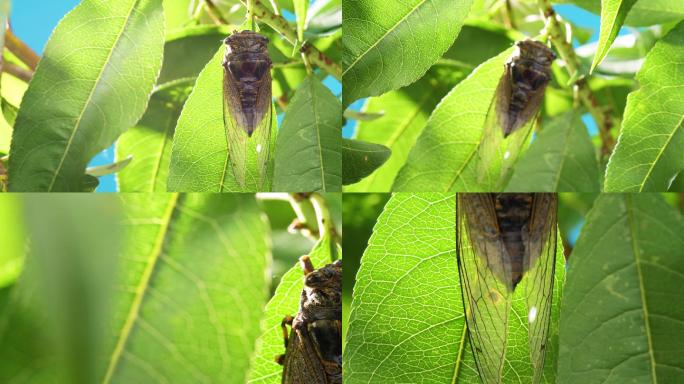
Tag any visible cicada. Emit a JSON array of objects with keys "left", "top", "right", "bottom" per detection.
[
  {"left": 477, "top": 40, "right": 555, "bottom": 188},
  {"left": 222, "top": 30, "right": 273, "bottom": 190},
  {"left": 278, "top": 256, "right": 342, "bottom": 384},
  {"left": 457, "top": 193, "right": 557, "bottom": 384}
]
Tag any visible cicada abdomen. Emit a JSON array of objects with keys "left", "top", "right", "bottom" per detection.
[
  {"left": 476, "top": 40, "right": 555, "bottom": 189},
  {"left": 457, "top": 193, "right": 557, "bottom": 384},
  {"left": 278, "top": 257, "right": 342, "bottom": 384},
  {"left": 222, "top": 30, "right": 274, "bottom": 190}
]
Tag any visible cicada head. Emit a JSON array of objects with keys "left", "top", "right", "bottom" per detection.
[
  {"left": 301, "top": 259, "right": 342, "bottom": 320},
  {"left": 223, "top": 30, "right": 269, "bottom": 54},
  {"left": 514, "top": 40, "right": 556, "bottom": 66}
]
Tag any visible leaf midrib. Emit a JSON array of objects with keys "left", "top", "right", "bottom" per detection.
[
  {"left": 310, "top": 80, "right": 327, "bottom": 191},
  {"left": 625, "top": 196, "right": 658, "bottom": 382},
  {"left": 48, "top": 0, "right": 139, "bottom": 191},
  {"left": 343, "top": 0, "right": 429, "bottom": 76},
  {"left": 102, "top": 193, "right": 179, "bottom": 383}
]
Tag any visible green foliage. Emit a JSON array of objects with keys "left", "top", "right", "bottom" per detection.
[
  {"left": 559, "top": 194, "right": 684, "bottom": 383},
  {"left": 506, "top": 111, "right": 600, "bottom": 192},
  {"left": 273, "top": 76, "right": 342, "bottom": 191},
  {"left": 392, "top": 47, "right": 516, "bottom": 191},
  {"left": 7, "top": 0, "right": 165, "bottom": 192},
  {"left": 341, "top": 138, "right": 390, "bottom": 185},
  {"left": 604, "top": 20, "right": 684, "bottom": 191},
  {"left": 247, "top": 233, "right": 341, "bottom": 383},
  {"left": 0, "top": 193, "right": 338, "bottom": 383},
  {"left": 591, "top": 0, "right": 638, "bottom": 72},
  {"left": 342, "top": 0, "right": 474, "bottom": 106},
  {"left": 0, "top": 195, "right": 122, "bottom": 384}
]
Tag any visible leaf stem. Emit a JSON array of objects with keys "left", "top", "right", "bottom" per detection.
[
  {"left": 5, "top": 29, "right": 40, "bottom": 70},
  {"left": 537, "top": 0, "right": 615, "bottom": 158},
  {"left": 3, "top": 62, "right": 33, "bottom": 82},
  {"left": 202, "top": 0, "right": 229, "bottom": 25},
  {"left": 241, "top": 0, "right": 342, "bottom": 80},
  {"left": 247, "top": 0, "right": 256, "bottom": 31}
]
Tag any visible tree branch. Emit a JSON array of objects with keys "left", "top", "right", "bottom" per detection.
[
  {"left": 202, "top": 0, "right": 229, "bottom": 25},
  {"left": 243, "top": 0, "right": 342, "bottom": 80},
  {"left": 3, "top": 62, "right": 33, "bottom": 82},
  {"left": 5, "top": 29, "right": 40, "bottom": 70},
  {"left": 538, "top": 1, "right": 615, "bottom": 158}
]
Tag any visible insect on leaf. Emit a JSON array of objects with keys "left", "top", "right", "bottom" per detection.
[
  {"left": 457, "top": 193, "right": 558, "bottom": 384},
  {"left": 279, "top": 257, "right": 342, "bottom": 384},
  {"left": 223, "top": 30, "right": 275, "bottom": 191},
  {"left": 477, "top": 40, "right": 555, "bottom": 190}
]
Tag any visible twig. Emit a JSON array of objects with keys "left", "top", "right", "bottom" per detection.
[
  {"left": 5, "top": 29, "right": 40, "bottom": 70},
  {"left": 243, "top": 0, "right": 342, "bottom": 80},
  {"left": 256, "top": 192, "right": 320, "bottom": 241},
  {"left": 3, "top": 62, "right": 33, "bottom": 82},
  {"left": 203, "top": 0, "right": 229, "bottom": 25},
  {"left": 538, "top": 1, "right": 615, "bottom": 158},
  {"left": 503, "top": 0, "right": 516, "bottom": 30}
]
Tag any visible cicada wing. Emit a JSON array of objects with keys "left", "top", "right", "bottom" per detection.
[
  {"left": 252, "top": 100, "right": 275, "bottom": 191},
  {"left": 476, "top": 73, "right": 508, "bottom": 189},
  {"left": 223, "top": 69, "right": 274, "bottom": 191},
  {"left": 223, "top": 64, "right": 248, "bottom": 189},
  {"left": 457, "top": 194, "right": 514, "bottom": 383},
  {"left": 282, "top": 324, "right": 329, "bottom": 384},
  {"left": 523, "top": 193, "right": 558, "bottom": 383}
]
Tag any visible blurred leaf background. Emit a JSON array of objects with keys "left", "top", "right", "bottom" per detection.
[{"left": 0, "top": 192, "right": 340, "bottom": 383}]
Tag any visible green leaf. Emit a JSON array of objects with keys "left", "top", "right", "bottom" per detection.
[
  {"left": 604, "top": 21, "right": 684, "bottom": 191},
  {"left": 341, "top": 138, "right": 390, "bottom": 186},
  {"left": 106, "top": 194, "right": 271, "bottom": 383},
  {"left": 393, "top": 45, "right": 525, "bottom": 191},
  {"left": 0, "top": 195, "right": 122, "bottom": 384},
  {"left": 8, "top": 0, "right": 165, "bottom": 191},
  {"left": 293, "top": 0, "right": 308, "bottom": 41},
  {"left": 559, "top": 194, "right": 684, "bottom": 383},
  {"left": 273, "top": 76, "right": 342, "bottom": 191},
  {"left": 157, "top": 25, "right": 232, "bottom": 86},
  {"left": 343, "top": 194, "right": 468, "bottom": 383},
  {"left": 342, "top": 0, "right": 474, "bottom": 106},
  {"left": 506, "top": 112, "right": 600, "bottom": 192},
  {"left": 0, "top": 194, "right": 24, "bottom": 288},
  {"left": 591, "top": 0, "right": 638, "bottom": 72},
  {"left": 344, "top": 71, "right": 458, "bottom": 192},
  {"left": 117, "top": 81, "right": 192, "bottom": 192},
  {"left": 167, "top": 48, "right": 243, "bottom": 192},
  {"left": 86, "top": 156, "right": 132, "bottom": 177},
  {"left": 247, "top": 233, "right": 340, "bottom": 383}
]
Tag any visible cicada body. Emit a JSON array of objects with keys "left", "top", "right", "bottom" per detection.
[
  {"left": 476, "top": 41, "right": 555, "bottom": 188},
  {"left": 497, "top": 40, "right": 555, "bottom": 137},
  {"left": 279, "top": 257, "right": 342, "bottom": 384},
  {"left": 457, "top": 193, "right": 557, "bottom": 384},
  {"left": 222, "top": 30, "right": 273, "bottom": 189}
]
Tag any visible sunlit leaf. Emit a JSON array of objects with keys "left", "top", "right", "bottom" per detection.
[
  {"left": 105, "top": 194, "right": 271, "bottom": 383},
  {"left": 247, "top": 233, "right": 340, "bottom": 383},
  {"left": 342, "top": 0, "right": 473, "bottom": 106},
  {"left": 8, "top": 0, "right": 165, "bottom": 191},
  {"left": 591, "top": 0, "right": 638, "bottom": 72},
  {"left": 604, "top": 21, "right": 684, "bottom": 191}
]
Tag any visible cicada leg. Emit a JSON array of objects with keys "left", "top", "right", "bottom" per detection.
[{"left": 276, "top": 315, "right": 295, "bottom": 365}]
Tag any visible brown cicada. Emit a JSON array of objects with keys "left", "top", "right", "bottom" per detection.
[
  {"left": 457, "top": 193, "right": 557, "bottom": 384},
  {"left": 496, "top": 40, "right": 555, "bottom": 137},
  {"left": 278, "top": 256, "right": 342, "bottom": 384},
  {"left": 222, "top": 30, "right": 273, "bottom": 189},
  {"left": 477, "top": 40, "right": 556, "bottom": 188}
]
